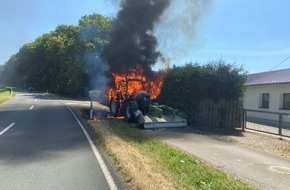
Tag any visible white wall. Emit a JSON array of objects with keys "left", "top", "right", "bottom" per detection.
[{"left": 243, "top": 83, "right": 290, "bottom": 121}]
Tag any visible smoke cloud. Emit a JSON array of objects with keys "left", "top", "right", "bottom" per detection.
[
  {"left": 84, "top": 52, "right": 109, "bottom": 91},
  {"left": 102, "top": 0, "right": 170, "bottom": 79},
  {"left": 154, "top": 0, "right": 212, "bottom": 60},
  {"left": 80, "top": 24, "right": 109, "bottom": 100},
  {"left": 103, "top": 0, "right": 212, "bottom": 76}
]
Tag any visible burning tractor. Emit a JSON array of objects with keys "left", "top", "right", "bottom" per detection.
[
  {"left": 108, "top": 77, "right": 150, "bottom": 127},
  {"left": 89, "top": 69, "right": 187, "bottom": 129},
  {"left": 107, "top": 69, "right": 187, "bottom": 129}
]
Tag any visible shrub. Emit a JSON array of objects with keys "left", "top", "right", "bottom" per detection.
[{"left": 158, "top": 60, "right": 246, "bottom": 125}]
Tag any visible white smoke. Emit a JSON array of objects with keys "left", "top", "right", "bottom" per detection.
[
  {"left": 84, "top": 51, "right": 109, "bottom": 102},
  {"left": 154, "top": 0, "right": 212, "bottom": 62}
]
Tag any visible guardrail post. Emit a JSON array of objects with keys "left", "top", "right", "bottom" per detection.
[
  {"left": 90, "top": 101, "right": 94, "bottom": 120},
  {"left": 242, "top": 109, "right": 246, "bottom": 131},
  {"left": 278, "top": 114, "right": 282, "bottom": 136}
]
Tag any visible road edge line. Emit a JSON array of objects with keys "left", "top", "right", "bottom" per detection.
[
  {"left": 0, "top": 123, "right": 15, "bottom": 136},
  {"left": 65, "top": 105, "right": 118, "bottom": 190}
]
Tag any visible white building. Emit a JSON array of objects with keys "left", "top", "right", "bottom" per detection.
[{"left": 243, "top": 68, "right": 290, "bottom": 122}]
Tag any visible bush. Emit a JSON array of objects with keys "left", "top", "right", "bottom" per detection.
[{"left": 158, "top": 60, "right": 246, "bottom": 125}]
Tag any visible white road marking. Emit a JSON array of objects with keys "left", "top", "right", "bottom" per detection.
[
  {"left": 29, "top": 106, "right": 34, "bottom": 110},
  {"left": 66, "top": 105, "right": 118, "bottom": 190},
  {"left": 35, "top": 99, "right": 37, "bottom": 102},
  {"left": 0, "top": 123, "right": 15, "bottom": 136}
]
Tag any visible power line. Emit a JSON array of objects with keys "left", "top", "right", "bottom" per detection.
[{"left": 271, "top": 56, "right": 290, "bottom": 70}]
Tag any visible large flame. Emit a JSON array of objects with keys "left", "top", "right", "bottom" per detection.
[{"left": 108, "top": 67, "right": 167, "bottom": 101}]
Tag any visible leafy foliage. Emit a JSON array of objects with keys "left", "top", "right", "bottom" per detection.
[
  {"left": 79, "top": 13, "right": 111, "bottom": 52},
  {"left": 0, "top": 53, "right": 24, "bottom": 87},
  {"left": 0, "top": 14, "right": 111, "bottom": 98},
  {"left": 79, "top": 14, "right": 111, "bottom": 90},
  {"left": 158, "top": 60, "right": 246, "bottom": 124}
]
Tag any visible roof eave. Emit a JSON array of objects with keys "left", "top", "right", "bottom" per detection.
[{"left": 246, "top": 82, "right": 290, "bottom": 86}]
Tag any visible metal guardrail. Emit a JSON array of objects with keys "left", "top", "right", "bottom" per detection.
[{"left": 243, "top": 109, "right": 290, "bottom": 137}]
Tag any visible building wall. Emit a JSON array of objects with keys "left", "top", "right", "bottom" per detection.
[{"left": 243, "top": 83, "right": 290, "bottom": 121}]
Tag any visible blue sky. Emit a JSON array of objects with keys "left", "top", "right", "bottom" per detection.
[
  {"left": 192, "top": 0, "right": 290, "bottom": 73},
  {"left": 1, "top": 0, "right": 290, "bottom": 74}
]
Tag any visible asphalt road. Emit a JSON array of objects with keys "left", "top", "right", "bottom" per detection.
[
  {"left": 0, "top": 93, "right": 118, "bottom": 190},
  {"left": 146, "top": 128, "right": 290, "bottom": 190}
]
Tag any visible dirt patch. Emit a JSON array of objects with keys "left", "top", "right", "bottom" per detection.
[
  {"left": 192, "top": 126, "right": 290, "bottom": 160},
  {"left": 222, "top": 131, "right": 290, "bottom": 160}
]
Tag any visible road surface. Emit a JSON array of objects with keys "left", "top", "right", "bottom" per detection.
[
  {"left": 0, "top": 93, "right": 119, "bottom": 190},
  {"left": 146, "top": 127, "right": 290, "bottom": 190}
]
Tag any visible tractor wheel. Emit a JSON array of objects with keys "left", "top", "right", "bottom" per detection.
[
  {"left": 124, "top": 100, "right": 138, "bottom": 122},
  {"left": 135, "top": 109, "right": 145, "bottom": 128},
  {"left": 110, "top": 98, "right": 120, "bottom": 117},
  {"left": 135, "top": 92, "right": 150, "bottom": 115}
]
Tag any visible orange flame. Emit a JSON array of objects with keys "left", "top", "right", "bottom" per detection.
[
  {"left": 108, "top": 67, "right": 167, "bottom": 101},
  {"left": 92, "top": 115, "right": 101, "bottom": 122}
]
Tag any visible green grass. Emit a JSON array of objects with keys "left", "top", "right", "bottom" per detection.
[
  {"left": 107, "top": 119, "right": 254, "bottom": 190},
  {"left": 0, "top": 88, "right": 15, "bottom": 104}
]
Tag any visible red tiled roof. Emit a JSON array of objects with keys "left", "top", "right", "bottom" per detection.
[{"left": 247, "top": 68, "right": 290, "bottom": 86}]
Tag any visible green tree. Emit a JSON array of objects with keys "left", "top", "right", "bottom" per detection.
[
  {"left": 79, "top": 13, "right": 111, "bottom": 91},
  {"left": 79, "top": 13, "right": 111, "bottom": 52},
  {"left": 45, "top": 25, "right": 86, "bottom": 96},
  {"left": 16, "top": 25, "right": 86, "bottom": 97},
  {"left": 0, "top": 13, "right": 111, "bottom": 98},
  {"left": 0, "top": 53, "right": 24, "bottom": 87}
]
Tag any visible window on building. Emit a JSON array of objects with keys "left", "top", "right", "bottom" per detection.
[
  {"left": 283, "top": 93, "right": 290, "bottom": 110},
  {"left": 261, "top": 93, "right": 269, "bottom": 108}
]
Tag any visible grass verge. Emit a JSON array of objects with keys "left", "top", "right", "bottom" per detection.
[
  {"left": 0, "top": 88, "right": 15, "bottom": 104},
  {"left": 87, "top": 117, "right": 254, "bottom": 190}
]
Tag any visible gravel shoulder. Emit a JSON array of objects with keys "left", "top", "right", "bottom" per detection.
[{"left": 198, "top": 127, "right": 290, "bottom": 161}]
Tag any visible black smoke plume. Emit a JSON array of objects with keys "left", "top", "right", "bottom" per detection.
[{"left": 102, "top": 0, "right": 170, "bottom": 79}]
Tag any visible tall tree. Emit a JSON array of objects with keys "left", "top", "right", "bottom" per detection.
[
  {"left": 0, "top": 13, "right": 112, "bottom": 97},
  {"left": 79, "top": 13, "right": 111, "bottom": 91},
  {"left": 79, "top": 13, "right": 111, "bottom": 52},
  {"left": 0, "top": 53, "right": 24, "bottom": 87}
]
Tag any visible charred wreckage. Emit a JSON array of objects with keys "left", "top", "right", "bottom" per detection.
[
  {"left": 88, "top": 69, "right": 187, "bottom": 129},
  {"left": 106, "top": 69, "right": 165, "bottom": 128},
  {"left": 108, "top": 77, "right": 150, "bottom": 128}
]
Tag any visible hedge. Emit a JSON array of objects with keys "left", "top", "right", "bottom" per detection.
[{"left": 158, "top": 60, "right": 246, "bottom": 125}]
